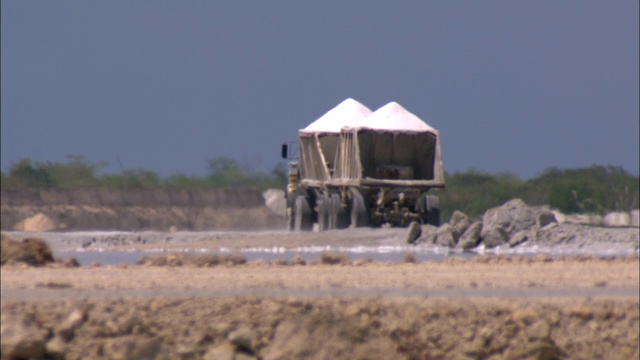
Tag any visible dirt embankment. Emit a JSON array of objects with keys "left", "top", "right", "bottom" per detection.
[
  {"left": 2, "top": 257, "right": 638, "bottom": 360},
  {"left": 1, "top": 188, "right": 285, "bottom": 231},
  {"left": 2, "top": 296, "right": 638, "bottom": 360},
  {"left": 1, "top": 233, "right": 638, "bottom": 359}
]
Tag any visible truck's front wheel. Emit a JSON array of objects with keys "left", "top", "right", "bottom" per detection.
[{"left": 294, "top": 195, "right": 313, "bottom": 231}]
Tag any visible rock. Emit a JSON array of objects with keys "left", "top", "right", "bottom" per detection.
[
  {"left": 291, "top": 254, "right": 306, "bottom": 266},
  {"left": 434, "top": 224, "right": 456, "bottom": 247},
  {"left": 46, "top": 336, "right": 68, "bottom": 360},
  {"left": 415, "top": 224, "right": 438, "bottom": 244},
  {"left": 508, "top": 231, "right": 531, "bottom": 248},
  {"left": 203, "top": 342, "right": 236, "bottom": 360},
  {"left": 228, "top": 326, "right": 255, "bottom": 351},
  {"left": 56, "top": 309, "right": 86, "bottom": 341},
  {"left": 603, "top": 212, "right": 631, "bottom": 227},
  {"left": 59, "top": 257, "right": 81, "bottom": 267},
  {"left": 449, "top": 210, "right": 471, "bottom": 241},
  {"left": 320, "top": 252, "right": 350, "bottom": 265},
  {"left": 480, "top": 199, "right": 556, "bottom": 248},
  {"left": 406, "top": 221, "right": 422, "bottom": 244},
  {"left": 552, "top": 210, "right": 566, "bottom": 223},
  {"left": 456, "top": 221, "right": 483, "bottom": 250},
  {"left": 537, "top": 211, "right": 557, "bottom": 228},
  {"left": 103, "top": 336, "right": 161, "bottom": 360},
  {"left": 1, "top": 314, "right": 48, "bottom": 360},
  {"left": 481, "top": 226, "right": 509, "bottom": 248}
]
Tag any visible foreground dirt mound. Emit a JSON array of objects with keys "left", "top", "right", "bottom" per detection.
[
  {"left": 1, "top": 297, "right": 637, "bottom": 360},
  {"left": 0, "top": 234, "right": 54, "bottom": 266},
  {"left": 1, "top": 234, "right": 80, "bottom": 268}
]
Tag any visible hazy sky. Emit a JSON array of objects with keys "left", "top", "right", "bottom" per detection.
[{"left": 2, "top": 1, "right": 638, "bottom": 179}]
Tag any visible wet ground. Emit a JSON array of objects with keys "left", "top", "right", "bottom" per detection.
[{"left": 5, "top": 227, "right": 638, "bottom": 266}]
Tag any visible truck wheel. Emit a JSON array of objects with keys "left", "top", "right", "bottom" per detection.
[
  {"left": 287, "top": 207, "right": 295, "bottom": 231},
  {"left": 420, "top": 194, "right": 440, "bottom": 226},
  {"left": 294, "top": 195, "right": 313, "bottom": 231},
  {"left": 316, "top": 194, "right": 330, "bottom": 231},
  {"left": 350, "top": 189, "right": 369, "bottom": 228},
  {"left": 331, "top": 194, "right": 349, "bottom": 229}
]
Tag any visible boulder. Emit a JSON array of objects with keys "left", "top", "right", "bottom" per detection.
[
  {"left": 481, "top": 226, "right": 509, "bottom": 248},
  {"left": 56, "top": 309, "right": 86, "bottom": 341},
  {"left": 456, "top": 221, "right": 483, "bottom": 250},
  {"left": 449, "top": 210, "right": 471, "bottom": 242},
  {"left": 228, "top": 326, "right": 255, "bottom": 351},
  {"left": 415, "top": 224, "right": 438, "bottom": 244},
  {"left": 480, "top": 199, "right": 556, "bottom": 248},
  {"left": 434, "top": 224, "right": 456, "bottom": 247},
  {"left": 536, "top": 211, "right": 556, "bottom": 228},
  {"left": 508, "top": 231, "right": 532, "bottom": 248},
  {"left": 406, "top": 221, "right": 422, "bottom": 244}
]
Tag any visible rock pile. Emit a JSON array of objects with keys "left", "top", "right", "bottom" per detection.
[
  {"left": 412, "top": 199, "right": 558, "bottom": 249},
  {"left": 411, "top": 199, "right": 640, "bottom": 251}
]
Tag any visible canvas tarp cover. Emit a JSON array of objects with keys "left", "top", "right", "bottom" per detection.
[
  {"left": 298, "top": 134, "right": 330, "bottom": 181},
  {"left": 298, "top": 99, "right": 372, "bottom": 182},
  {"left": 333, "top": 102, "right": 444, "bottom": 186},
  {"left": 334, "top": 130, "right": 441, "bottom": 182}
]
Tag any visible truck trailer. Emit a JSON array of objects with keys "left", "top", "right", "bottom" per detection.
[{"left": 282, "top": 99, "right": 444, "bottom": 231}]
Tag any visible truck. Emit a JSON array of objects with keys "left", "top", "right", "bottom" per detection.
[{"left": 281, "top": 99, "right": 444, "bottom": 231}]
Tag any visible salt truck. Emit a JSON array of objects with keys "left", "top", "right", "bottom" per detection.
[{"left": 281, "top": 99, "right": 444, "bottom": 231}]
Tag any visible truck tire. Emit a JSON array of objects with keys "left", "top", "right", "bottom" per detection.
[
  {"left": 350, "top": 189, "right": 369, "bottom": 228},
  {"left": 294, "top": 195, "right": 313, "bottom": 231},
  {"left": 316, "top": 193, "right": 330, "bottom": 231},
  {"left": 287, "top": 207, "right": 295, "bottom": 231},
  {"left": 331, "top": 194, "right": 349, "bottom": 229}
]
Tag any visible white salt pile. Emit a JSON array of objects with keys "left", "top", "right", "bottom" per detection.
[
  {"left": 300, "top": 98, "right": 372, "bottom": 133},
  {"left": 363, "top": 102, "right": 435, "bottom": 132}
]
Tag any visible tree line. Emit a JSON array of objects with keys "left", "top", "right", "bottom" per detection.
[
  {"left": 1, "top": 155, "right": 638, "bottom": 220},
  {"left": 0, "top": 155, "right": 287, "bottom": 191}
]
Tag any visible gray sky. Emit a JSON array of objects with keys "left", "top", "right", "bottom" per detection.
[{"left": 2, "top": 1, "right": 638, "bottom": 179}]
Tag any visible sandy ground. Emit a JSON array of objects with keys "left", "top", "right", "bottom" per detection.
[
  {"left": 2, "top": 254, "right": 639, "bottom": 359},
  {"left": 2, "top": 228, "right": 640, "bottom": 359}
]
